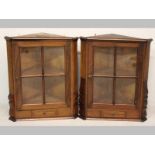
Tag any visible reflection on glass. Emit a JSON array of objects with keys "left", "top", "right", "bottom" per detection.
[
  {"left": 22, "top": 77, "right": 43, "bottom": 104},
  {"left": 115, "top": 78, "right": 136, "bottom": 104},
  {"left": 20, "top": 47, "right": 42, "bottom": 76},
  {"left": 116, "top": 47, "right": 137, "bottom": 76},
  {"left": 93, "top": 77, "right": 113, "bottom": 104},
  {"left": 44, "top": 47, "right": 64, "bottom": 74},
  {"left": 45, "top": 76, "right": 65, "bottom": 103},
  {"left": 94, "top": 47, "right": 114, "bottom": 75}
]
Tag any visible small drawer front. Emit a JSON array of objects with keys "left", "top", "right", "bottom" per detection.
[
  {"left": 31, "top": 110, "right": 56, "bottom": 118},
  {"left": 87, "top": 109, "right": 100, "bottom": 118},
  {"left": 102, "top": 111, "right": 125, "bottom": 118},
  {"left": 58, "top": 109, "right": 71, "bottom": 117}
]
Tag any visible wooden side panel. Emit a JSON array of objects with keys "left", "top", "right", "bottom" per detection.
[
  {"left": 140, "top": 41, "right": 152, "bottom": 121},
  {"left": 6, "top": 40, "right": 16, "bottom": 121},
  {"left": 79, "top": 39, "right": 87, "bottom": 119},
  {"left": 71, "top": 40, "right": 78, "bottom": 117}
]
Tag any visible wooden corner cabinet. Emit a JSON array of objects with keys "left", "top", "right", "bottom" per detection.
[
  {"left": 5, "top": 33, "right": 78, "bottom": 121},
  {"left": 80, "top": 34, "right": 152, "bottom": 121}
]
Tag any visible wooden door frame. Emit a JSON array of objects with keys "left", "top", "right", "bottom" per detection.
[
  {"left": 13, "top": 40, "right": 71, "bottom": 110},
  {"left": 86, "top": 41, "right": 143, "bottom": 112}
]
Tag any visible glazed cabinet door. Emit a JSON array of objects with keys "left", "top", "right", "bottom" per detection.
[
  {"left": 13, "top": 41, "right": 71, "bottom": 110},
  {"left": 86, "top": 41, "right": 143, "bottom": 119}
]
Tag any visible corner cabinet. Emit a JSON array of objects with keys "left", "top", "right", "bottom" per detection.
[
  {"left": 80, "top": 34, "right": 152, "bottom": 121},
  {"left": 6, "top": 33, "right": 78, "bottom": 121}
]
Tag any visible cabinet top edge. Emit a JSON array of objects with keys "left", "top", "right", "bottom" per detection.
[
  {"left": 5, "top": 36, "right": 78, "bottom": 41},
  {"left": 80, "top": 37, "right": 153, "bottom": 42},
  {"left": 80, "top": 33, "right": 153, "bottom": 42},
  {"left": 4, "top": 32, "right": 78, "bottom": 41}
]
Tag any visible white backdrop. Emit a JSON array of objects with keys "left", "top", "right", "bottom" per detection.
[{"left": 0, "top": 28, "right": 155, "bottom": 105}]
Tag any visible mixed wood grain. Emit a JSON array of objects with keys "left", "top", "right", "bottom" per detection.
[
  {"left": 6, "top": 33, "right": 78, "bottom": 121},
  {"left": 80, "top": 34, "right": 152, "bottom": 121}
]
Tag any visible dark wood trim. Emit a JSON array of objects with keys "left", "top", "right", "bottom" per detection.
[
  {"left": 141, "top": 80, "right": 148, "bottom": 121},
  {"left": 141, "top": 41, "right": 151, "bottom": 121},
  {"left": 80, "top": 37, "right": 152, "bottom": 43},
  {"left": 71, "top": 40, "right": 78, "bottom": 118},
  {"left": 9, "top": 116, "right": 16, "bottom": 122},
  {"left": 8, "top": 94, "right": 16, "bottom": 121},
  {"left": 79, "top": 39, "right": 87, "bottom": 119},
  {"left": 5, "top": 36, "right": 78, "bottom": 41}
]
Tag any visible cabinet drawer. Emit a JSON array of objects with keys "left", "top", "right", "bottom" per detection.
[
  {"left": 31, "top": 110, "right": 56, "bottom": 118},
  {"left": 102, "top": 111, "right": 125, "bottom": 118}
]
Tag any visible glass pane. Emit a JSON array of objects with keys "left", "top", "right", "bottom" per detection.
[
  {"left": 22, "top": 77, "right": 43, "bottom": 104},
  {"left": 93, "top": 77, "right": 113, "bottom": 104},
  {"left": 44, "top": 47, "right": 64, "bottom": 74},
  {"left": 115, "top": 78, "right": 136, "bottom": 104},
  {"left": 94, "top": 47, "right": 114, "bottom": 75},
  {"left": 45, "top": 76, "right": 65, "bottom": 103},
  {"left": 20, "top": 47, "right": 42, "bottom": 76},
  {"left": 116, "top": 47, "right": 137, "bottom": 76}
]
